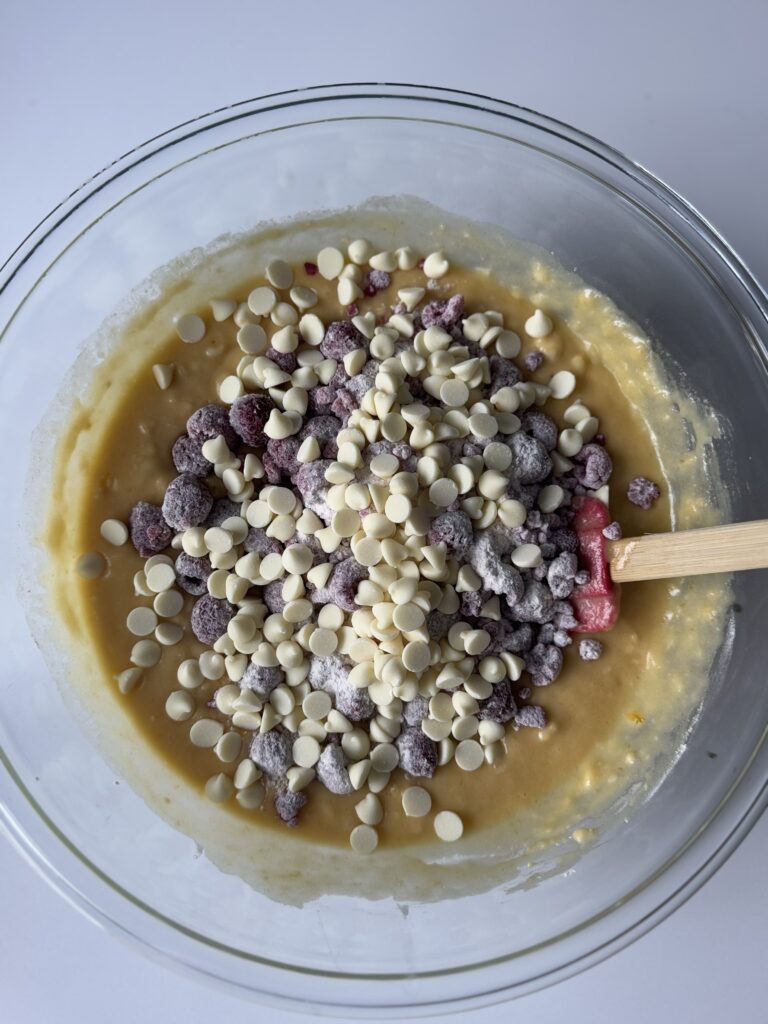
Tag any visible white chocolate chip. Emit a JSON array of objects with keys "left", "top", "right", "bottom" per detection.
[
  {"left": 165, "top": 690, "right": 195, "bottom": 721},
  {"left": 175, "top": 313, "right": 205, "bottom": 343},
  {"left": 248, "top": 286, "right": 277, "bottom": 316},
  {"left": 423, "top": 251, "right": 449, "bottom": 278},
  {"left": 349, "top": 824, "right": 378, "bottom": 854},
  {"left": 100, "top": 518, "right": 128, "bottom": 546},
  {"left": 524, "top": 308, "right": 553, "bottom": 338},
  {"left": 317, "top": 246, "right": 345, "bottom": 280},
  {"left": 265, "top": 259, "right": 293, "bottom": 290},
  {"left": 152, "top": 363, "right": 175, "bottom": 390},
  {"left": 549, "top": 370, "right": 576, "bottom": 399},
  {"left": 434, "top": 810, "right": 464, "bottom": 841}
]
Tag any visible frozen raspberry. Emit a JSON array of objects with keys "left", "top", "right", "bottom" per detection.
[
  {"left": 174, "top": 553, "right": 212, "bottom": 596},
  {"left": 574, "top": 444, "right": 613, "bottom": 490},
  {"left": 521, "top": 410, "right": 558, "bottom": 451},
  {"left": 578, "top": 639, "right": 604, "bottom": 661},
  {"left": 363, "top": 269, "right": 391, "bottom": 295},
  {"left": 187, "top": 404, "right": 239, "bottom": 449},
  {"left": 627, "top": 476, "right": 660, "bottom": 509},
  {"left": 266, "top": 349, "right": 297, "bottom": 373},
  {"left": 298, "top": 416, "right": 342, "bottom": 459},
  {"left": 466, "top": 531, "right": 525, "bottom": 604},
  {"left": 319, "top": 320, "right": 367, "bottom": 360},
  {"left": 523, "top": 351, "right": 544, "bottom": 372},
  {"left": 602, "top": 521, "right": 622, "bottom": 541},
  {"left": 552, "top": 600, "right": 578, "bottom": 631},
  {"left": 308, "top": 656, "right": 374, "bottom": 721},
  {"left": 190, "top": 594, "right": 235, "bottom": 644},
  {"left": 459, "top": 589, "right": 492, "bottom": 618},
  {"left": 508, "top": 433, "right": 552, "bottom": 484},
  {"left": 250, "top": 729, "right": 293, "bottom": 777},
  {"left": 402, "top": 696, "right": 429, "bottom": 726},
  {"left": 295, "top": 460, "right": 332, "bottom": 521},
  {"left": 129, "top": 501, "right": 173, "bottom": 557},
  {"left": 478, "top": 681, "right": 517, "bottom": 723},
  {"left": 514, "top": 581, "right": 555, "bottom": 624},
  {"left": 477, "top": 618, "right": 534, "bottom": 655},
  {"left": 262, "top": 579, "right": 286, "bottom": 615},
  {"left": 229, "top": 394, "right": 274, "bottom": 447},
  {"left": 525, "top": 643, "right": 563, "bottom": 686},
  {"left": 162, "top": 473, "right": 213, "bottom": 530},
  {"left": 260, "top": 450, "right": 282, "bottom": 484},
  {"left": 265, "top": 437, "right": 301, "bottom": 477},
  {"left": 331, "top": 389, "right": 358, "bottom": 421},
  {"left": 426, "top": 610, "right": 459, "bottom": 640},
  {"left": 422, "top": 294, "right": 464, "bottom": 330},
  {"left": 395, "top": 727, "right": 436, "bottom": 778},
  {"left": 241, "top": 661, "right": 284, "bottom": 696},
  {"left": 274, "top": 790, "right": 307, "bottom": 827},
  {"left": 172, "top": 434, "right": 210, "bottom": 476},
  {"left": 547, "top": 552, "right": 578, "bottom": 600},
  {"left": 428, "top": 511, "right": 473, "bottom": 559},
  {"left": 551, "top": 528, "right": 579, "bottom": 554},
  {"left": 315, "top": 744, "right": 354, "bottom": 795},
  {"left": 204, "top": 498, "right": 242, "bottom": 528},
  {"left": 515, "top": 705, "right": 547, "bottom": 729},
  {"left": 243, "top": 529, "right": 283, "bottom": 556},
  {"left": 309, "top": 366, "right": 348, "bottom": 416},
  {"left": 304, "top": 261, "right": 318, "bottom": 276},
  {"left": 326, "top": 557, "right": 367, "bottom": 613},
  {"left": 344, "top": 360, "right": 379, "bottom": 402},
  {"left": 488, "top": 355, "right": 521, "bottom": 396}
]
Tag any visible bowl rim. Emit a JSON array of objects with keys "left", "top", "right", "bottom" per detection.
[{"left": 1, "top": 82, "right": 767, "bottom": 1013}]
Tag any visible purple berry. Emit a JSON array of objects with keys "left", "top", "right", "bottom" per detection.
[
  {"left": 513, "top": 581, "right": 555, "bottom": 624},
  {"left": 229, "top": 394, "right": 274, "bottom": 447},
  {"left": 547, "top": 552, "right": 578, "bottom": 600},
  {"left": 523, "top": 351, "right": 544, "bottom": 372},
  {"left": 602, "top": 520, "right": 622, "bottom": 541},
  {"left": 266, "top": 349, "right": 297, "bottom": 373},
  {"left": 478, "top": 680, "right": 517, "bottom": 723},
  {"left": 274, "top": 790, "right": 307, "bottom": 827},
  {"left": 174, "top": 553, "right": 212, "bottom": 596},
  {"left": 525, "top": 643, "right": 563, "bottom": 686},
  {"left": 172, "top": 434, "right": 210, "bottom": 476},
  {"left": 190, "top": 594, "right": 235, "bottom": 644},
  {"left": 320, "top": 320, "right": 367, "bottom": 360},
  {"left": 162, "top": 473, "right": 213, "bottom": 530},
  {"left": 422, "top": 294, "right": 464, "bottom": 330},
  {"left": 363, "top": 269, "right": 391, "bottom": 294},
  {"left": 187, "top": 404, "right": 239, "bottom": 449},
  {"left": 402, "top": 696, "right": 429, "bottom": 726},
  {"left": 298, "top": 416, "right": 341, "bottom": 459},
  {"left": 129, "top": 501, "right": 173, "bottom": 557},
  {"left": 428, "top": 511, "right": 473, "bottom": 559},
  {"left": 574, "top": 443, "right": 613, "bottom": 490},
  {"left": 578, "top": 639, "right": 604, "bottom": 661},
  {"left": 395, "top": 727, "right": 436, "bottom": 777},
  {"left": 515, "top": 705, "right": 547, "bottom": 729},
  {"left": 488, "top": 355, "right": 521, "bottom": 396},
  {"left": 521, "top": 410, "right": 558, "bottom": 451},
  {"left": 295, "top": 460, "right": 332, "bottom": 521},
  {"left": 315, "top": 744, "right": 354, "bottom": 795},
  {"left": 204, "top": 497, "right": 242, "bottom": 528},
  {"left": 243, "top": 529, "right": 283, "bottom": 557},
  {"left": 265, "top": 437, "right": 301, "bottom": 477},
  {"left": 326, "top": 557, "right": 367, "bottom": 612},
  {"left": 508, "top": 432, "right": 552, "bottom": 484},
  {"left": 250, "top": 729, "right": 293, "bottom": 777},
  {"left": 241, "top": 661, "right": 284, "bottom": 697},
  {"left": 627, "top": 476, "right": 661, "bottom": 509},
  {"left": 308, "top": 656, "right": 374, "bottom": 721}
]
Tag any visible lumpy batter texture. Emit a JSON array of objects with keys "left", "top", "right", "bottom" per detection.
[{"left": 39, "top": 203, "right": 729, "bottom": 900}]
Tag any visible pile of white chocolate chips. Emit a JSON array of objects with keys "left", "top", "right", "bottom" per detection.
[{"left": 89, "top": 241, "right": 617, "bottom": 854}]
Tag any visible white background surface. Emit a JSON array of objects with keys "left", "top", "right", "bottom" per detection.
[{"left": 2, "top": 1, "right": 767, "bottom": 1021}]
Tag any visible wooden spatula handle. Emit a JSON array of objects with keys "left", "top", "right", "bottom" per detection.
[{"left": 607, "top": 519, "right": 768, "bottom": 583}]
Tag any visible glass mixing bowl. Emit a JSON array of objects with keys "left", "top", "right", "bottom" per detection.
[{"left": 1, "top": 84, "right": 767, "bottom": 1016}]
